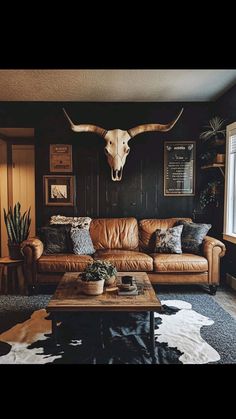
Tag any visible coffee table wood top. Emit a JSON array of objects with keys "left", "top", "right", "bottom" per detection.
[{"left": 47, "top": 272, "right": 161, "bottom": 312}]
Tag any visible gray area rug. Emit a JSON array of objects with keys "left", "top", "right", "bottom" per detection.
[{"left": 0, "top": 286, "right": 235, "bottom": 364}]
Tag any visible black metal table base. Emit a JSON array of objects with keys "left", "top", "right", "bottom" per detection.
[
  {"left": 50, "top": 311, "right": 157, "bottom": 364},
  {"left": 150, "top": 311, "right": 156, "bottom": 364}
]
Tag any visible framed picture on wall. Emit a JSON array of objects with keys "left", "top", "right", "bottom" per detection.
[
  {"left": 164, "top": 141, "right": 196, "bottom": 196},
  {"left": 50, "top": 144, "right": 72, "bottom": 172},
  {"left": 44, "top": 175, "right": 75, "bottom": 206}
]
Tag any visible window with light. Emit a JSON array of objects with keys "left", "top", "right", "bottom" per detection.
[{"left": 224, "top": 122, "right": 236, "bottom": 243}]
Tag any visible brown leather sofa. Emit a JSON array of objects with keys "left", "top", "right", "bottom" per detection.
[{"left": 21, "top": 217, "right": 226, "bottom": 294}]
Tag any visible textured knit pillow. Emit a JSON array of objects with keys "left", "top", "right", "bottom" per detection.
[
  {"left": 70, "top": 227, "right": 95, "bottom": 255},
  {"left": 154, "top": 225, "right": 183, "bottom": 254},
  {"left": 40, "top": 226, "right": 69, "bottom": 254},
  {"left": 50, "top": 215, "right": 92, "bottom": 229},
  {"left": 174, "top": 220, "right": 212, "bottom": 254}
]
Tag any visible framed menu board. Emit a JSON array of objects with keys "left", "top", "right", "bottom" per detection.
[
  {"left": 164, "top": 141, "right": 195, "bottom": 196},
  {"left": 50, "top": 144, "right": 72, "bottom": 172}
]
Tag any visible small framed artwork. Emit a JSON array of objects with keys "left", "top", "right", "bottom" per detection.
[
  {"left": 50, "top": 144, "right": 72, "bottom": 172},
  {"left": 44, "top": 175, "right": 75, "bottom": 206},
  {"left": 164, "top": 141, "right": 196, "bottom": 196}
]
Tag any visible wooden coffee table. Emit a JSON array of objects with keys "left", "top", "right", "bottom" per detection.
[{"left": 47, "top": 271, "right": 162, "bottom": 363}]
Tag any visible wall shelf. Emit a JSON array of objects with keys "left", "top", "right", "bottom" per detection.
[{"left": 201, "top": 163, "right": 225, "bottom": 177}]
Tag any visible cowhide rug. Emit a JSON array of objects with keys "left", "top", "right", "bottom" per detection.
[{"left": 0, "top": 299, "right": 224, "bottom": 364}]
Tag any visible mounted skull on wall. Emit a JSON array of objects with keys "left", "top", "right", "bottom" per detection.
[{"left": 63, "top": 108, "right": 184, "bottom": 181}]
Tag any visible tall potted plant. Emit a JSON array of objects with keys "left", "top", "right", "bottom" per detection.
[{"left": 4, "top": 202, "right": 31, "bottom": 260}]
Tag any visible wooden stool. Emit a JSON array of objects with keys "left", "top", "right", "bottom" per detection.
[{"left": 0, "top": 257, "right": 27, "bottom": 295}]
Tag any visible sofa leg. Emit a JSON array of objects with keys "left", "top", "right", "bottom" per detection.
[
  {"left": 209, "top": 285, "right": 217, "bottom": 295},
  {"left": 28, "top": 284, "right": 38, "bottom": 295}
]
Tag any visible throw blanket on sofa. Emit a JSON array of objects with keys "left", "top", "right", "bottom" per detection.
[{"left": 50, "top": 215, "right": 92, "bottom": 229}]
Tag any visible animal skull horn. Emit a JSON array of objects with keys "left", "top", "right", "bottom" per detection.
[
  {"left": 63, "top": 109, "right": 107, "bottom": 138},
  {"left": 127, "top": 108, "right": 184, "bottom": 137},
  {"left": 63, "top": 108, "right": 184, "bottom": 181}
]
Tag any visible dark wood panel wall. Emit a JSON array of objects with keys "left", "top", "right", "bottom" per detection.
[
  {"left": 35, "top": 102, "right": 212, "bottom": 226},
  {"left": 0, "top": 101, "right": 212, "bottom": 228}
]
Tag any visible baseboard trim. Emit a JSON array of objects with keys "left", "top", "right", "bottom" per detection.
[{"left": 226, "top": 273, "right": 236, "bottom": 291}]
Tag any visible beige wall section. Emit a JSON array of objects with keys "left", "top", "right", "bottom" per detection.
[
  {"left": 0, "top": 139, "right": 9, "bottom": 256},
  {"left": 12, "top": 145, "right": 36, "bottom": 238}
]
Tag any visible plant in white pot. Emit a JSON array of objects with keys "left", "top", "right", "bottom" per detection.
[
  {"left": 81, "top": 260, "right": 107, "bottom": 295},
  {"left": 3, "top": 202, "right": 31, "bottom": 260}
]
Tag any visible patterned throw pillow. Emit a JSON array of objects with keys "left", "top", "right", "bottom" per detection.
[
  {"left": 70, "top": 228, "right": 95, "bottom": 255},
  {"left": 154, "top": 225, "right": 183, "bottom": 254},
  {"left": 50, "top": 215, "right": 92, "bottom": 229},
  {"left": 40, "top": 226, "right": 69, "bottom": 254},
  {"left": 174, "top": 220, "right": 212, "bottom": 254}
]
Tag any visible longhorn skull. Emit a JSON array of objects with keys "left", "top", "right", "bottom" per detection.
[{"left": 63, "top": 108, "right": 183, "bottom": 181}]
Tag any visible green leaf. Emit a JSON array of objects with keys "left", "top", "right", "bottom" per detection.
[
  {"left": 4, "top": 213, "right": 13, "bottom": 241},
  {"left": 8, "top": 215, "right": 17, "bottom": 243},
  {"left": 3, "top": 203, "right": 31, "bottom": 243},
  {"left": 200, "top": 116, "right": 226, "bottom": 142}
]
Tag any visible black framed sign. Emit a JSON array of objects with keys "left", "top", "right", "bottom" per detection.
[{"left": 164, "top": 141, "right": 196, "bottom": 196}]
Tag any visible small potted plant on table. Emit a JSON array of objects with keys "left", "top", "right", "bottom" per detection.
[
  {"left": 102, "top": 260, "right": 117, "bottom": 286},
  {"left": 81, "top": 260, "right": 117, "bottom": 295}
]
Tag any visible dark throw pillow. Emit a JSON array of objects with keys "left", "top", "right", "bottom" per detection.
[
  {"left": 174, "top": 220, "right": 212, "bottom": 254},
  {"left": 70, "top": 227, "right": 95, "bottom": 255},
  {"left": 154, "top": 225, "right": 183, "bottom": 254},
  {"left": 40, "top": 226, "right": 69, "bottom": 254}
]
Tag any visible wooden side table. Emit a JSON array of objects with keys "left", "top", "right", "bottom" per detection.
[{"left": 0, "top": 257, "right": 27, "bottom": 295}]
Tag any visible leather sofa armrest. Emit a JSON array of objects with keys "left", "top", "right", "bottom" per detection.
[
  {"left": 21, "top": 238, "right": 44, "bottom": 288},
  {"left": 21, "top": 238, "right": 44, "bottom": 262},
  {"left": 202, "top": 236, "right": 226, "bottom": 285},
  {"left": 202, "top": 236, "right": 226, "bottom": 258}
]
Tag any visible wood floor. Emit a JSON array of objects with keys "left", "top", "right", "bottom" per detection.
[
  {"left": 214, "top": 285, "right": 236, "bottom": 320},
  {"left": 154, "top": 283, "right": 236, "bottom": 320}
]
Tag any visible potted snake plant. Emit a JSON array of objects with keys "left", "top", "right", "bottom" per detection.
[{"left": 4, "top": 202, "right": 31, "bottom": 260}]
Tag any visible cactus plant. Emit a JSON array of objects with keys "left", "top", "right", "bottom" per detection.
[{"left": 3, "top": 202, "right": 31, "bottom": 244}]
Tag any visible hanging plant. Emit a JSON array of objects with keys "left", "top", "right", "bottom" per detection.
[
  {"left": 200, "top": 181, "right": 222, "bottom": 209},
  {"left": 200, "top": 116, "right": 226, "bottom": 143}
]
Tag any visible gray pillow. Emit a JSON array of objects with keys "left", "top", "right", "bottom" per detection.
[
  {"left": 70, "top": 227, "right": 95, "bottom": 255},
  {"left": 154, "top": 225, "right": 183, "bottom": 254},
  {"left": 174, "top": 220, "right": 211, "bottom": 254},
  {"left": 40, "top": 226, "right": 69, "bottom": 254}
]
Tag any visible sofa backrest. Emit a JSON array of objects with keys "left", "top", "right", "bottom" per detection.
[
  {"left": 90, "top": 217, "right": 139, "bottom": 250},
  {"left": 139, "top": 218, "right": 192, "bottom": 252}
]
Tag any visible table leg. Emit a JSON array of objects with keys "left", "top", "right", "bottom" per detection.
[
  {"left": 17, "top": 265, "right": 26, "bottom": 295},
  {"left": 0, "top": 265, "right": 4, "bottom": 294},
  {"left": 92, "top": 314, "right": 105, "bottom": 364},
  {"left": 150, "top": 311, "right": 156, "bottom": 364},
  {"left": 51, "top": 313, "right": 58, "bottom": 345},
  {"left": 7, "top": 266, "right": 12, "bottom": 294}
]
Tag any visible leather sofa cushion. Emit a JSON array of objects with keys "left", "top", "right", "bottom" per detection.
[
  {"left": 150, "top": 253, "right": 208, "bottom": 273},
  {"left": 37, "top": 254, "right": 93, "bottom": 273},
  {"left": 94, "top": 250, "right": 153, "bottom": 271},
  {"left": 90, "top": 217, "right": 139, "bottom": 250},
  {"left": 139, "top": 218, "right": 192, "bottom": 252}
]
